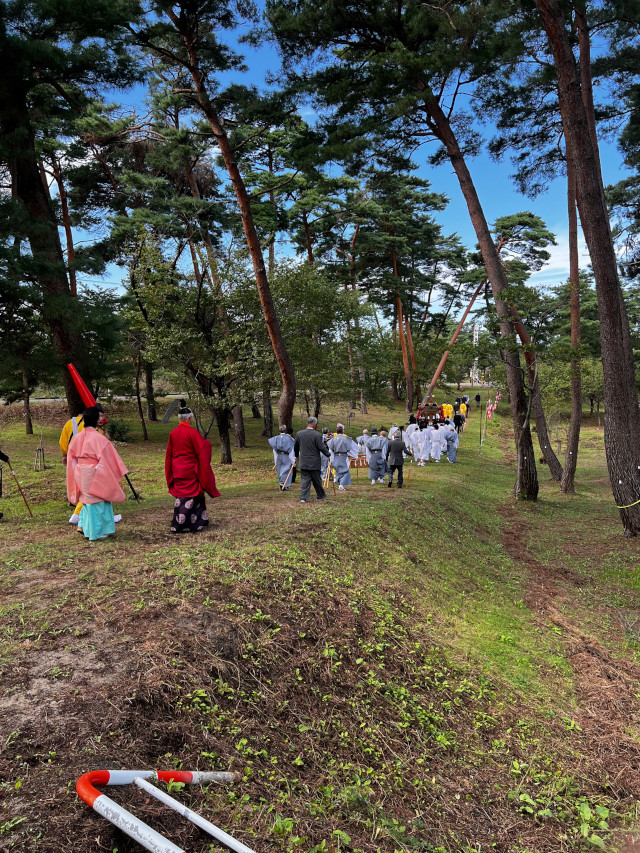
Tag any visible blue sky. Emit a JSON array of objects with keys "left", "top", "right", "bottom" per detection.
[{"left": 93, "top": 14, "right": 627, "bottom": 297}]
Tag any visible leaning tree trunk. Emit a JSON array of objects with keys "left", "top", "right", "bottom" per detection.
[
  {"left": 391, "top": 254, "right": 413, "bottom": 413},
  {"left": 22, "top": 366, "right": 33, "bottom": 435},
  {"left": 535, "top": 0, "right": 640, "bottom": 532},
  {"left": 6, "top": 105, "right": 83, "bottom": 416},
  {"left": 423, "top": 91, "right": 538, "bottom": 499},
  {"left": 561, "top": 137, "right": 582, "bottom": 494},
  {"left": 171, "top": 18, "right": 296, "bottom": 428}
]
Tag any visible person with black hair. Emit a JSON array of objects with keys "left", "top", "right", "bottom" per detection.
[
  {"left": 66, "top": 406, "right": 128, "bottom": 541},
  {"left": 60, "top": 403, "right": 108, "bottom": 525}
]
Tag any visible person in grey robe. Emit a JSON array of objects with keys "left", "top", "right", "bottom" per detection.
[
  {"left": 444, "top": 420, "right": 459, "bottom": 462},
  {"left": 268, "top": 425, "right": 296, "bottom": 489},
  {"left": 320, "top": 428, "right": 331, "bottom": 481},
  {"left": 366, "top": 428, "right": 388, "bottom": 484},
  {"left": 327, "top": 424, "right": 359, "bottom": 491},
  {"left": 294, "top": 417, "right": 331, "bottom": 503},
  {"left": 356, "top": 428, "right": 371, "bottom": 452}
]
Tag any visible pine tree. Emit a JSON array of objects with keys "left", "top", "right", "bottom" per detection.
[
  {"left": 267, "top": 0, "right": 538, "bottom": 498},
  {"left": 131, "top": 2, "right": 297, "bottom": 428},
  {"left": 0, "top": 0, "right": 142, "bottom": 414}
]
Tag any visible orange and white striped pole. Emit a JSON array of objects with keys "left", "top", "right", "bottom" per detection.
[{"left": 76, "top": 769, "right": 254, "bottom": 853}]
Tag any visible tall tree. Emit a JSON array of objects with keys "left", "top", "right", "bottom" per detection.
[
  {"left": 0, "top": 0, "right": 141, "bottom": 414},
  {"left": 132, "top": 2, "right": 297, "bottom": 428},
  {"left": 268, "top": 0, "right": 539, "bottom": 499},
  {"left": 534, "top": 0, "right": 640, "bottom": 534}
]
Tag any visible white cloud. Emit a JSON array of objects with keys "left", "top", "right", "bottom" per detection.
[{"left": 528, "top": 224, "right": 591, "bottom": 289}]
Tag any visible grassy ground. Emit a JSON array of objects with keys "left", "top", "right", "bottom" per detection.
[{"left": 0, "top": 396, "right": 639, "bottom": 853}]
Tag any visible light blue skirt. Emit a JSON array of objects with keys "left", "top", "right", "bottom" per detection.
[{"left": 79, "top": 502, "right": 115, "bottom": 541}]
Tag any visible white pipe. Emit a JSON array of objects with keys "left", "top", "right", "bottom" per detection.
[
  {"left": 134, "top": 776, "right": 259, "bottom": 853},
  {"left": 93, "top": 793, "right": 185, "bottom": 853}
]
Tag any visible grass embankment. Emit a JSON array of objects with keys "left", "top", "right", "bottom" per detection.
[{"left": 0, "top": 398, "right": 639, "bottom": 853}]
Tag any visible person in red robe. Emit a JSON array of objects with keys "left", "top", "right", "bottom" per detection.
[{"left": 165, "top": 407, "right": 220, "bottom": 533}]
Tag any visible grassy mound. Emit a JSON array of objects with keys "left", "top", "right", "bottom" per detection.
[{"left": 1, "top": 400, "right": 639, "bottom": 852}]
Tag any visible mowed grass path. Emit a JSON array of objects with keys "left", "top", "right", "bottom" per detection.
[{"left": 1, "top": 398, "right": 639, "bottom": 853}]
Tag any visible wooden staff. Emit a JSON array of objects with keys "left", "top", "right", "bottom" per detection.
[
  {"left": 10, "top": 467, "right": 33, "bottom": 518},
  {"left": 281, "top": 464, "right": 295, "bottom": 491}
]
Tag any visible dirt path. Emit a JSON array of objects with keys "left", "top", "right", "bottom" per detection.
[{"left": 499, "top": 503, "right": 640, "bottom": 820}]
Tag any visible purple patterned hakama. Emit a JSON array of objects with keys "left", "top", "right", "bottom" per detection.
[{"left": 170, "top": 495, "right": 209, "bottom": 534}]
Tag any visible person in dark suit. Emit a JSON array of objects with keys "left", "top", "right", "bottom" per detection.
[{"left": 293, "top": 417, "right": 330, "bottom": 503}]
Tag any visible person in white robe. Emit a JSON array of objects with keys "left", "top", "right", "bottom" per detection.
[
  {"left": 327, "top": 424, "right": 359, "bottom": 490},
  {"left": 423, "top": 424, "right": 435, "bottom": 465},
  {"left": 268, "top": 425, "right": 296, "bottom": 489},
  {"left": 430, "top": 423, "right": 447, "bottom": 462},
  {"left": 410, "top": 426, "right": 424, "bottom": 466}
]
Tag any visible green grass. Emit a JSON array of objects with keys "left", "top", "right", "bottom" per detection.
[{"left": 1, "top": 397, "right": 639, "bottom": 852}]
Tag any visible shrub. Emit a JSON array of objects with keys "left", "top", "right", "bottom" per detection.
[{"left": 106, "top": 419, "right": 131, "bottom": 442}]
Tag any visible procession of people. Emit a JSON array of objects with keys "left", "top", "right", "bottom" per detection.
[{"left": 1, "top": 391, "right": 474, "bottom": 534}]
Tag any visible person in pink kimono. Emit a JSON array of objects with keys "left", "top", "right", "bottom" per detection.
[{"left": 66, "top": 406, "right": 129, "bottom": 541}]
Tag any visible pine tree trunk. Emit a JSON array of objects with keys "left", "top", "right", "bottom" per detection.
[
  {"left": 22, "top": 366, "right": 33, "bottom": 435},
  {"left": 509, "top": 309, "right": 564, "bottom": 480},
  {"left": 405, "top": 314, "right": 420, "bottom": 407},
  {"left": 216, "top": 406, "right": 233, "bottom": 464},
  {"left": 391, "top": 374, "right": 400, "bottom": 402},
  {"left": 144, "top": 363, "right": 157, "bottom": 421},
  {"left": 175, "top": 25, "right": 296, "bottom": 428},
  {"left": 535, "top": 0, "right": 640, "bottom": 532},
  {"left": 50, "top": 153, "right": 77, "bottom": 298},
  {"left": 348, "top": 231, "right": 367, "bottom": 413},
  {"left": 560, "top": 139, "right": 582, "bottom": 495},
  {"left": 302, "top": 211, "right": 314, "bottom": 266},
  {"left": 345, "top": 320, "right": 357, "bottom": 410},
  {"left": 135, "top": 354, "right": 149, "bottom": 441},
  {"left": 233, "top": 405, "right": 246, "bottom": 448},
  {"left": 423, "top": 92, "right": 538, "bottom": 500},
  {"left": 6, "top": 106, "right": 83, "bottom": 416},
  {"left": 262, "top": 384, "right": 274, "bottom": 437}
]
